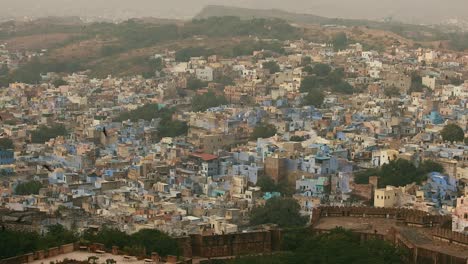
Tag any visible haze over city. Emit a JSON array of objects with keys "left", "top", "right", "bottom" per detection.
[
  {"left": 2, "top": 0, "right": 468, "bottom": 23},
  {"left": 1, "top": 0, "right": 468, "bottom": 264}
]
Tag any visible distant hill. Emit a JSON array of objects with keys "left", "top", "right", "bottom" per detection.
[
  {"left": 194, "top": 5, "right": 451, "bottom": 41},
  {"left": 195, "top": 5, "right": 329, "bottom": 25},
  {"left": 195, "top": 5, "right": 431, "bottom": 28},
  {"left": 2, "top": 0, "right": 468, "bottom": 25}
]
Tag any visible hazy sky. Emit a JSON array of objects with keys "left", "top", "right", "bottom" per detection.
[{"left": 1, "top": 0, "right": 467, "bottom": 23}]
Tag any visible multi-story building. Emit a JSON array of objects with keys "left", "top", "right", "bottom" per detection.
[{"left": 453, "top": 196, "right": 468, "bottom": 234}]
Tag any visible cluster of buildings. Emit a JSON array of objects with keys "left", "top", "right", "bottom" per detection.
[
  {"left": 0, "top": 43, "right": 45, "bottom": 71},
  {"left": 0, "top": 36, "right": 468, "bottom": 238}
]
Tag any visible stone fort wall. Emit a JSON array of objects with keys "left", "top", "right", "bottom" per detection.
[{"left": 0, "top": 243, "right": 78, "bottom": 264}]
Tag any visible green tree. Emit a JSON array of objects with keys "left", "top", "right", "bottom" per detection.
[
  {"left": 302, "top": 89, "right": 324, "bottom": 107},
  {"left": 301, "top": 56, "right": 312, "bottom": 66},
  {"left": 256, "top": 176, "right": 294, "bottom": 196},
  {"left": 312, "top": 63, "right": 332, "bottom": 77},
  {"left": 250, "top": 197, "right": 308, "bottom": 228},
  {"left": 290, "top": 135, "right": 306, "bottom": 142},
  {"left": 15, "top": 181, "right": 43, "bottom": 195},
  {"left": 115, "top": 103, "right": 161, "bottom": 122},
  {"left": 354, "top": 168, "right": 380, "bottom": 184},
  {"left": 0, "top": 75, "right": 11, "bottom": 87},
  {"left": 384, "top": 86, "right": 400, "bottom": 97},
  {"left": 116, "top": 105, "right": 187, "bottom": 139},
  {"left": 262, "top": 61, "right": 280, "bottom": 74},
  {"left": 293, "top": 228, "right": 363, "bottom": 263},
  {"left": 214, "top": 74, "right": 235, "bottom": 87},
  {"left": 256, "top": 176, "right": 278, "bottom": 193},
  {"left": 10, "top": 58, "right": 82, "bottom": 84},
  {"left": 82, "top": 227, "right": 130, "bottom": 250},
  {"left": 301, "top": 67, "right": 346, "bottom": 95},
  {"left": 0, "top": 64, "right": 8, "bottom": 76},
  {"left": 183, "top": 17, "right": 298, "bottom": 40},
  {"left": 0, "top": 229, "right": 41, "bottom": 259},
  {"left": 250, "top": 123, "right": 277, "bottom": 140},
  {"left": 158, "top": 119, "right": 188, "bottom": 138},
  {"left": 53, "top": 78, "right": 68, "bottom": 87},
  {"left": 141, "top": 57, "right": 165, "bottom": 78},
  {"left": 300, "top": 76, "right": 320, "bottom": 92},
  {"left": 332, "top": 81, "right": 354, "bottom": 94},
  {"left": 408, "top": 72, "right": 424, "bottom": 93},
  {"left": 131, "top": 229, "right": 180, "bottom": 257},
  {"left": 43, "top": 225, "right": 78, "bottom": 248},
  {"left": 0, "top": 138, "right": 14, "bottom": 150},
  {"left": 154, "top": 107, "right": 188, "bottom": 138},
  {"left": 0, "top": 224, "right": 78, "bottom": 259},
  {"left": 186, "top": 77, "right": 208, "bottom": 90},
  {"left": 291, "top": 228, "right": 405, "bottom": 264},
  {"left": 191, "top": 91, "right": 228, "bottom": 112},
  {"left": 332, "top": 32, "right": 348, "bottom": 51},
  {"left": 175, "top": 47, "right": 211, "bottom": 62},
  {"left": 419, "top": 160, "right": 444, "bottom": 174},
  {"left": 440, "top": 124, "right": 464, "bottom": 142},
  {"left": 302, "top": 65, "right": 314, "bottom": 74},
  {"left": 326, "top": 68, "right": 345, "bottom": 85},
  {"left": 149, "top": 57, "right": 164, "bottom": 71},
  {"left": 379, "top": 159, "right": 423, "bottom": 187},
  {"left": 83, "top": 227, "right": 178, "bottom": 257},
  {"left": 356, "top": 159, "right": 443, "bottom": 187},
  {"left": 448, "top": 32, "right": 468, "bottom": 51},
  {"left": 100, "top": 45, "right": 125, "bottom": 56},
  {"left": 31, "top": 124, "right": 67, "bottom": 143}
]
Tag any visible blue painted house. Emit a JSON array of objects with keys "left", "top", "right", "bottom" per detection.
[{"left": 0, "top": 149, "right": 14, "bottom": 165}]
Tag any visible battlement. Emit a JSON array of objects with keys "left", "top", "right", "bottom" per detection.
[
  {"left": 0, "top": 243, "right": 77, "bottom": 264},
  {"left": 176, "top": 229, "right": 282, "bottom": 259},
  {"left": 432, "top": 228, "right": 468, "bottom": 248},
  {"left": 312, "top": 206, "right": 451, "bottom": 228},
  {"left": 310, "top": 206, "right": 468, "bottom": 263}
]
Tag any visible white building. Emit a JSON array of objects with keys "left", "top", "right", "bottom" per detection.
[
  {"left": 231, "top": 163, "right": 259, "bottom": 184},
  {"left": 422, "top": 75, "right": 436, "bottom": 90},
  {"left": 195, "top": 66, "right": 213, "bottom": 82}
]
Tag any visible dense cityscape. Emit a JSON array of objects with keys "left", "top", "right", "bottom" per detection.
[{"left": 0, "top": 5, "right": 468, "bottom": 264}]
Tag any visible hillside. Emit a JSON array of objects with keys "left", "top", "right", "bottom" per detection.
[
  {"left": 195, "top": 5, "right": 457, "bottom": 42},
  {"left": 195, "top": 5, "right": 328, "bottom": 24},
  {"left": 1, "top": 14, "right": 466, "bottom": 84},
  {"left": 0, "top": 17, "right": 300, "bottom": 81}
]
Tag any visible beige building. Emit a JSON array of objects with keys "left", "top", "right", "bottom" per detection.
[
  {"left": 374, "top": 187, "right": 398, "bottom": 208},
  {"left": 374, "top": 186, "right": 413, "bottom": 208},
  {"left": 457, "top": 166, "right": 468, "bottom": 180},
  {"left": 199, "top": 133, "right": 235, "bottom": 154},
  {"left": 422, "top": 75, "right": 437, "bottom": 90},
  {"left": 381, "top": 71, "right": 411, "bottom": 93},
  {"left": 264, "top": 155, "right": 287, "bottom": 183},
  {"left": 452, "top": 196, "right": 468, "bottom": 234},
  {"left": 188, "top": 127, "right": 235, "bottom": 154}
]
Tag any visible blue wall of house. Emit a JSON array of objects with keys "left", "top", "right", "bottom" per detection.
[{"left": 0, "top": 149, "right": 14, "bottom": 165}]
